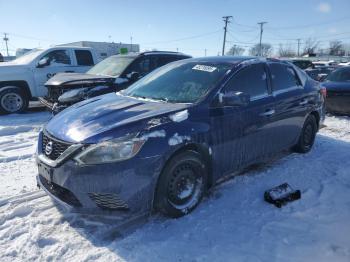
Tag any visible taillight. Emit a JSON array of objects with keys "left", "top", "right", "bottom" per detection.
[{"left": 320, "top": 86, "right": 327, "bottom": 98}]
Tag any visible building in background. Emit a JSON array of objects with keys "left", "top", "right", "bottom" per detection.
[{"left": 59, "top": 41, "right": 140, "bottom": 61}]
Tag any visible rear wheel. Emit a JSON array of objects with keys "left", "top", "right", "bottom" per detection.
[
  {"left": 155, "top": 151, "right": 208, "bottom": 218},
  {"left": 293, "top": 114, "right": 317, "bottom": 153},
  {"left": 0, "top": 86, "right": 29, "bottom": 114}
]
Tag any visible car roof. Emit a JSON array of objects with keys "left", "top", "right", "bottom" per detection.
[
  {"left": 109, "top": 51, "right": 191, "bottom": 59},
  {"left": 184, "top": 56, "right": 259, "bottom": 65}
]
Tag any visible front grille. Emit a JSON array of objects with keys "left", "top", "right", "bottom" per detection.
[
  {"left": 88, "top": 193, "right": 129, "bottom": 211},
  {"left": 47, "top": 86, "right": 72, "bottom": 102},
  {"left": 42, "top": 132, "right": 72, "bottom": 160},
  {"left": 39, "top": 175, "right": 82, "bottom": 207}
]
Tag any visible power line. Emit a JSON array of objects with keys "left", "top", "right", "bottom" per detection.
[
  {"left": 231, "top": 17, "right": 258, "bottom": 29},
  {"left": 227, "top": 30, "right": 259, "bottom": 44},
  {"left": 222, "top": 16, "right": 232, "bottom": 55},
  {"left": 266, "top": 16, "right": 350, "bottom": 30},
  {"left": 140, "top": 30, "right": 221, "bottom": 45}
]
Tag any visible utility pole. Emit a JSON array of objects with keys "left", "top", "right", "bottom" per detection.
[
  {"left": 3, "top": 33, "right": 9, "bottom": 57},
  {"left": 297, "top": 38, "right": 301, "bottom": 57},
  {"left": 130, "top": 36, "right": 133, "bottom": 52},
  {"left": 257, "top": 22, "right": 267, "bottom": 56},
  {"left": 222, "top": 16, "right": 232, "bottom": 56}
]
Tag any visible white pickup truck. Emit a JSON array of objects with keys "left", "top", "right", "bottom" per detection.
[{"left": 0, "top": 46, "right": 99, "bottom": 114}]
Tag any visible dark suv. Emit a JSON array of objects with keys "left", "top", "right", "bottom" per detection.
[
  {"left": 36, "top": 56, "right": 325, "bottom": 218},
  {"left": 39, "top": 51, "right": 191, "bottom": 113}
]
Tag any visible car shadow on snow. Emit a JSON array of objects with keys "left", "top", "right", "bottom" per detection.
[{"left": 52, "top": 133, "right": 350, "bottom": 261}]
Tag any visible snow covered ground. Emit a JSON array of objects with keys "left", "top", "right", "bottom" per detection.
[{"left": 0, "top": 112, "right": 349, "bottom": 262}]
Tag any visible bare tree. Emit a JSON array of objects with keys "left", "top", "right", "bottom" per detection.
[
  {"left": 302, "top": 38, "right": 319, "bottom": 55},
  {"left": 226, "top": 45, "right": 245, "bottom": 56},
  {"left": 249, "top": 43, "right": 273, "bottom": 57},
  {"left": 329, "top": 40, "right": 345, "bottom": 56},
  {"left": 278, "top": 43, "right": 296, "bottom": 57}
]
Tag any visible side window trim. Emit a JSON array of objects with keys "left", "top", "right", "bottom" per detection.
[
  {"left": 268, "top": 62, "right": 303, "bottom": 96},
  {"left": 223, "top": 63, "right": 271, "bottom": 101},
  {"left": 40, "top": 49, "right": 72, "bottom": 66},
  {"left": 272, "top": 86, "right": 303, "bottom": 96}
]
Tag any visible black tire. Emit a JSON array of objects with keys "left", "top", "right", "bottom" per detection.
[
  {"left": 155, "top": 151, "right": 208, "bottom": 218},
  {"left": 293, "top": 114, "right": 317, "bottom": 153},
  {"left": 0, "top": 86, "right": 29, "bottom": 114}
]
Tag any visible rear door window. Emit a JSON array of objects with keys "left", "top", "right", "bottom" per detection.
[
  {"left": 157, "top": 55, "right": 179, "bottom": 67},
  {"left": 75, "top": 50, "right": 94, "bottom": 66},
  {"left": 125, "top": 57, "right": 152, "bottom": 76},
  {"left": 225, "top": 63, "right": 269, "bottom": 99},
  {"left": 269, "top": 63, "right": 301, "bottom": 92}
]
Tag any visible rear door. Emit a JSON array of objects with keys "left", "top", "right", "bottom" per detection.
[
  {"left": 73, "top": 49, "right": 95, "bottom": 72},
  {"left": 267, "top": 62, "right": 307, "bottom": 151},
  {"left": 211, "top": 62, "right": 276, "bottom": 176}
]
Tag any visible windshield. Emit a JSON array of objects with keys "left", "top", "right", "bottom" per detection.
[
  {"left": 326, "top": 68, "right": 350, "bottom": 82},
  {"left": 87, "top": 56, "right": 134, "bottom": 77},
  {"left": 122, "top": 60, "right": 232, "bottom": 103},
  {"left": 11, "top": 49, "right": 44, "bottom": 64}
]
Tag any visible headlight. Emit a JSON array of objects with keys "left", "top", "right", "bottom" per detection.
[
  {"left": 58, "top": 88, "right": 88, "bottom": 103},
  {"left": 74, "top": 137, "right": 145, "bottom": 165}
]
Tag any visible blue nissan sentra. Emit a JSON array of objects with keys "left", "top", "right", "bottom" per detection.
[{"left": 36, "top": 56, "right": 325, "bottom": 218}]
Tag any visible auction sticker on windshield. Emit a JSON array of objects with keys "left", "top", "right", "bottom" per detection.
[{"left": 192, "top": 65, "right": 217, "bottom": 72}]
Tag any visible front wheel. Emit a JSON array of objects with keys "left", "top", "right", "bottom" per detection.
[
  {"left": 0, "top": 86, "right": 29, "bottom": 114},
  {"left": 293, "top": 114, "right": 317, "bottom": 153},
  {"left": 155, "top": 151, "right": 208, "bottom": 218}
]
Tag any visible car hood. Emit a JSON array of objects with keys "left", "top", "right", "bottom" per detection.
[
  {"left": 45, "top": 73, "right": 115, "bottom": 87},
  {"left": 45, "top": 93, "right": 189, "bottom": 143},
  {"left": 0, "top": 63, "right": 29, "bottom": 74},
  {"left": 322, "top": 81, "right": 350, "bottom": 91}
]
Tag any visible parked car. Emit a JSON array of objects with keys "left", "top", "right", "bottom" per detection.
[
  {"left": 290, "top": 59, "right": 314, "bottom": 70},
  {"left": 0, "top": 52, "right": 4, "bottom": 62},
  {"left": 0, "top": 46, "right": 99, "bottom": 114},
  {"left": 338, "top": 61, "right": 350, "bottom": 67},
  {"left": 322, "top": 66, "right": 350, "bottom": 115},
  {"left": 36, "top": 56, "right": 325, "bottom": 218},
  {"left": 312, "top": 61, "right": 338, "bottom": 68},
  {"left": 305, "top": 66, "right": 335, "bottom": 81},
  {"left": 39, "top": 51, "right": 191, "bottom": 113}
]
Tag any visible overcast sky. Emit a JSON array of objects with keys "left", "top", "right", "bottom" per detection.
[{"left": 0, "top": 0, "right": 350, "bottom": 56}]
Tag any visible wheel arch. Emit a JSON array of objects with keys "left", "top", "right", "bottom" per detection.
[
  {"left": 309, "top": 111, "right": 320, "bottom": 130},
  {"left": 151, "top": 142, "right": 214, "bottom": 211},
  {"left": 0, "top": 81, "right": 32, "bottom": 100}
]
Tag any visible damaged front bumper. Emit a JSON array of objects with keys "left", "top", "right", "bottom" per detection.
[
  {"left": 38, "top": 97, "right": 70, "bottom": 114},
  {"left": 36, "top": 150, "right": 163, "bottom": 216}
]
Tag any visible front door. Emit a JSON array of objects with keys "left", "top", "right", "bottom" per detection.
[{"left": 33, "top": 49, "right": 74, "bottom": 96}]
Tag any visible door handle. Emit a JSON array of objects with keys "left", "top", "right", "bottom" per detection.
[
  {"left": 299, "top": 99, "right": 308, "bottom": 106},
  {"left": 260, "top": 109, "right": 275, "bottom": 117},
  {"left": 65, "top": 71, "right": 74, "bottom": 73}
]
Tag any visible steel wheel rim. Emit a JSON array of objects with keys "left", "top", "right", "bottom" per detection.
[
  {"left": 167, "top": 163, "right": 203, "bottom": 211},
  {"left": 303, "top": 123, "right": 314, "bottom": 147},
  {"left": 1, "top": 92, "right": 23, "bottom": 112}
]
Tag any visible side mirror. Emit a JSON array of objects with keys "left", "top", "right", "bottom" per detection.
[
  {"left": 221, "top": 91, "right": 250, "bottom": 107},
  {"left": 126, "top": 71, "right": 140, "bottom": 81},
  {"left": 37, "top": 57, "right": 50, "bottom": 68}
]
